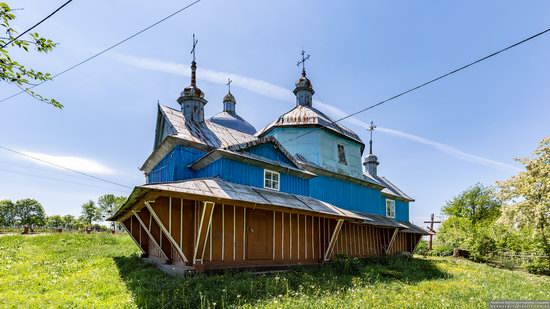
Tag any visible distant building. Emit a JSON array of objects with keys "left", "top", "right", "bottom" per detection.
[{"left": 110, "top": 44, "right": 427, "bottom": 272}]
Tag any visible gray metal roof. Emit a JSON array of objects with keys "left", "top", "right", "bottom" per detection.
[
  {"left": 111, "top": 177, "right": 364, "bottom": 221},
  {"left": 161, "top": 105, "right": 257, "bottom": 148},
  {"left": 257, "top": 105, "right": 365, "bottom": 151},
  {"left": 208, "top": 111, "right": 257, "bottom": 135},
  {"left": 353, "top": 212, "right": 429, "bottom": 235},
  {"left": 141, "top": 106, "right": 258, "bottom": 173},
  {"left": 369, "top": 174, "right": 414, "bottom": 202}
]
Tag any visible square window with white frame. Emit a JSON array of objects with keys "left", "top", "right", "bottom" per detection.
[
  {"left": 386, "top": 199, "right": 395, "bottom": 218},
  {"left": 264, "top": 169, "right": 280, "bottom": 191}
]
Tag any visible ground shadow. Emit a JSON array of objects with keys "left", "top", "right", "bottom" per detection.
[{"left": 113, "top": 255, "right": 450, "bottom": 308}]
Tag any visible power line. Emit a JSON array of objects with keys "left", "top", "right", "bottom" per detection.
[
  {"left": 0, "top": 167, "right": 129, "bottom": 193},
  {"left": 1, "top": 0, "right": 74, "bottom": 49},
  {"left": 280, "top": 27, "right": 550, "bottom": 145},
  {"left": 0, "top": 0, "right": 202, "bottom": 103},
  {"left": 0, "top": 145, "right": 131, "bottom": 189}
]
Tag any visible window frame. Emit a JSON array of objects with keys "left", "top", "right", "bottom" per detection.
[
  {"left": 337, "top": 144, "right": 347, "bottom": 165},
  {"left": 386, "top": 199, "right": 396, "bottom": 218},
  {"left": 263, "top": 169, "right": 280, "bottom": 191}
]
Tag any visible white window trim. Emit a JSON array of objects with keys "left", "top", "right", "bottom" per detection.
[
  {"left": 263, "top": 169, "right": 280, "bottom": 191},
  {"left": 386, "top": 199, "right": 396, "bottom": 218}
]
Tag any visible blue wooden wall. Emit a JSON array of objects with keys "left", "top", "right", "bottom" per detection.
[
  {"left": 243, "top": 143, "right": 295, "bottom": 166},
  {"left": 196, "top": 158, "right": 309, "bottom": 196},
  {"left": 147, "top": 146, "right": 205, "bottom": 183},
  {"left": 395, "top": 200, "right": 409, "bottom": 222},
  {"left": 309, "top": 175, "right": 384, "bottom": 215}
]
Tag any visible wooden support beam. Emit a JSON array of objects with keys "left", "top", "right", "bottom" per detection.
[
  {"left": 121, "top": 219, "right": 146, "bottom": 254},
  {"left": 386, "top": 228, "right": 400, "bottom": 255},
  {"left": 324, "top": 219, "right": 344, "bottom": 261},
  {"left": 145, "top": 201, "right": 188, "bottom": 263},
  {"left": 193, "top": 201, "right": 215, "bottom": 264},
  {"left": 412, "top": 234, "right": 422, "bottom": 254},
  {"left": 133, "top": 211, "right": 169, "bottom": 261}
]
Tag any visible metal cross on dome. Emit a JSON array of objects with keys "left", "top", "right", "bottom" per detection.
[
  {"left": 226, "top": 78, "right": 232, "bottom": 93},
  {"left": 368, "top": 121, "right": 376, "bottom": 154},
  {"left": 297, "top": 49, "right": 311, "bottom": 75},
  {"left": 190, "top": 34, "right": 198, "bottom": 62}
]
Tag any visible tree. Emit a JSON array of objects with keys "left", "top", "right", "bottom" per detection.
[
  {"left": 0, "top": 2, "right": 61, "bottom": 108},
  {"left": 437, "top": 184, "right": 502, "bottom": 260},
  {"left": 80, "top": 200, "right": 100, "bottom": 226},
  {"left": 61, "top": 214, "right": 77, "bottom": 229},
  {"left": 14, "top": 198, "right": 46, "bottom": 226},
  {"left": 97, "top": 194, "right": 126, "bottom": 231},
  {"left": 0, "top": 199, "right": 16, "bottom": 226},
  {"left": 442, "top": 183, "right": 501, "bottom": 225},
  {"left": 498, "top": 136, "right": 550, "bottom": 270},
  {"left": 46, "top": 215, "right": 64, "bottom": 228}
]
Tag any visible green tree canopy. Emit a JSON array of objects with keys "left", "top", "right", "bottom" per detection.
[
  {"left": 498, "top": 136, "right": 550, "bottom": 266},
  {"left": 0, "top": 199, "right": 16, "bottom": 226},
  {"left": 442, "top": 183, "right": 501, "bottom": 225},
  {"left": 46, "top": 215, "right": 64, "bottom": 228},
  {"left": 80, "top": 200, "right": 100, "bottom": 225},
  {"left": 14, "top": 198, "right": 46, "bottom": 226},
  {"left": 0, "top": 2, "right": 60, "bottom": 107}
]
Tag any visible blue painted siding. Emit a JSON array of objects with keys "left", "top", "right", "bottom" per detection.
[
  {"left": 309, "top": 176, "right": 384, "bottom": 215},
  {"left": 148, "top": 146, "right": 205, "bottom": 183},
  {"left": 380, "top": 196, "right": 410, "bottom": 222},
  {"left": 243, "top": 143, "right": 295, "bottom": 166},
  {"left": 196, "top": 158, "right": 309, "bottom": 195},
  {"left": 395, "top": 200, "right": 409, "bottom": 222}
]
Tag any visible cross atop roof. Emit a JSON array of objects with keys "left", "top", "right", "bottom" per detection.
[
  {"left": 296, "top": 49, "right": 311, "bottom": 76},
  {"left": 190, "top": 34, "right": 198, "bottom": 63},
  {"left": 368, "top": 121, "right": 376, "bottom": 154},
  {"left": 226, "top": 78, "right": 232, "bottom": 93}
]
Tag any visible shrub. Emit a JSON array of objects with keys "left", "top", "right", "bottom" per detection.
[
  {"left": 414, "top": 240, "right": 429, "bottom": 256},
  {"left": 526, "top": 259, "right": 550, "bottom": 276}
]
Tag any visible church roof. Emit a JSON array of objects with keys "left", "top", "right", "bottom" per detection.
[
  {"left": 208, "top": 111, "right": 257, "bottom": 135},
  {"left": 257, "top": 105, "right": 365, "bottom": 151},
  {"left": 141, "top": 105, "right": 257, "bottom": 173},
  {"left": 367, "top": 173, "right": 414, "bottom": 202}
]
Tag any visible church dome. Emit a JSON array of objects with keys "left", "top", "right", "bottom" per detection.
[
  {"left": 181, "top": 85, "right": 204, "bottom": 99},
  {"left": 293, "top": 74, "right": 314, "bottom": 95},
  {"left": 223, "top": 92, "right": 236, "bottom": 103},
  {"left": 208, "top": 112, "right": 257, "bottom": 135}
]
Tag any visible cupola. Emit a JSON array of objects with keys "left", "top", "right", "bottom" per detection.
[{"left": 177, "top": 34, "right": 208, "bottom": 123}]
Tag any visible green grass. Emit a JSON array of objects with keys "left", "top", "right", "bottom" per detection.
[{"left": 1, "top": 233, "right": 549, "bottom": 308}]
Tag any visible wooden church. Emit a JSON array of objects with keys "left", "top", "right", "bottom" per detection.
[{"left": 109, "top": 39, "right": 427, "bottom": 272}]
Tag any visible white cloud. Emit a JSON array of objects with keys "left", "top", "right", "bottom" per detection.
[
  {"left": 110, "top": 52, "right": 521, "bottom": 174},
  {"left": 20, "top": 151, "right": 115, "bottom": 175}
]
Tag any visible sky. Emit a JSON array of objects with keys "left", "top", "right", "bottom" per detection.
[{"left": 1, "top": 0, "right": 549, "bottom": 227}]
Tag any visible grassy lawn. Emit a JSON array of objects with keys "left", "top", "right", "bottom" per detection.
[{"left": 1, "top": 233, "right": 549, "bottom": 308}]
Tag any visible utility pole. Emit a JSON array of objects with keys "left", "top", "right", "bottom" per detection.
[{"left": 424, "top": 213, "right": 441, "bottom": 250}]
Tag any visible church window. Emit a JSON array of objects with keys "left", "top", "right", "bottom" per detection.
[
  {"left": 337, "top": 144, "right": 347, "bottom": 165},
  {"left": 264, "top": 169, "right": 280, "bottom": 191},
  {"left": 386, "top": 199, "right": 396, "bottom": 218}
]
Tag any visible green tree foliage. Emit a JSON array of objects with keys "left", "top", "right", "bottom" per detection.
[
  {"left": 80, "top": 200, "right": 100, "bottom": 225},
  {"left": 498, "top": 136, "right": 550, "bottom": 270},
  {"left": 0, "top": 2, "right": 61, "bottom": 108},
  {"left": 437, "top": 184, "right": 502, "bottom": 260},
  {"left": 98, "top": 194, "right": 126, "bottom": 231},
  {"left": 46, "top": 215, "right": 64, "bottom": 228},
  {"left": 0, "top": 199, "right": 16, "bottom": 226},
  {"left": 14, "top": 198, "right": 46, "bottom": 226}
]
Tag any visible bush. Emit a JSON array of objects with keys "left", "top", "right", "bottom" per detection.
[
  {"left": 414, "top": 240, "right": 429, "bottom": 256},
  {"left": 431, "top": 244, "right": 453, "bottom": 256},
  {"left": 526, "top": 259, "right": 550, "bottom": 276}
]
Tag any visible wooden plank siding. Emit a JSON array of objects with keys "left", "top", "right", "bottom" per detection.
[{"left": 122, "top": 195, "right": 421, "bottom": 271}]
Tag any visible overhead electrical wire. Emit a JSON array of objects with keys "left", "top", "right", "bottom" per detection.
[
  {"left": 0, "top": 0, "right": 202, "bottom": 103},
  {"left": 0, "top": 145, "right": 131, "bottom": 189},
  {"left": 1, "top": 0, "right": 74, "bottom": 49},
  {"left": 279, "top": 27, "right": 550, "bottom": 145}
]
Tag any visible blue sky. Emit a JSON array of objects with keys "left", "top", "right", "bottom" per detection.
[{"left": 1, "top": 0, "right": 549, "bottom": 226}]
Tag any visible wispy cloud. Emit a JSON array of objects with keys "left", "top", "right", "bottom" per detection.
[
  {"left": 111, "top": 52, "right": 521, "bottom": 173},
  {"left": 20, "top": 151, "right": 115, "bottom": 175}
]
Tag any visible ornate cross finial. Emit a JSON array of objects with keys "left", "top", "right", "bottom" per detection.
[
  {"left": 368, "top": 121, "right": 376, "bottom": 155},
  {"left": 296, "top": 49, "right": 311, "bottom": 76},
  {"left": 191, "top": 34, "right": 198, "bottom": 63},
  {"left": 226, "top": 78, "right": 232, "bottom": 93}
]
